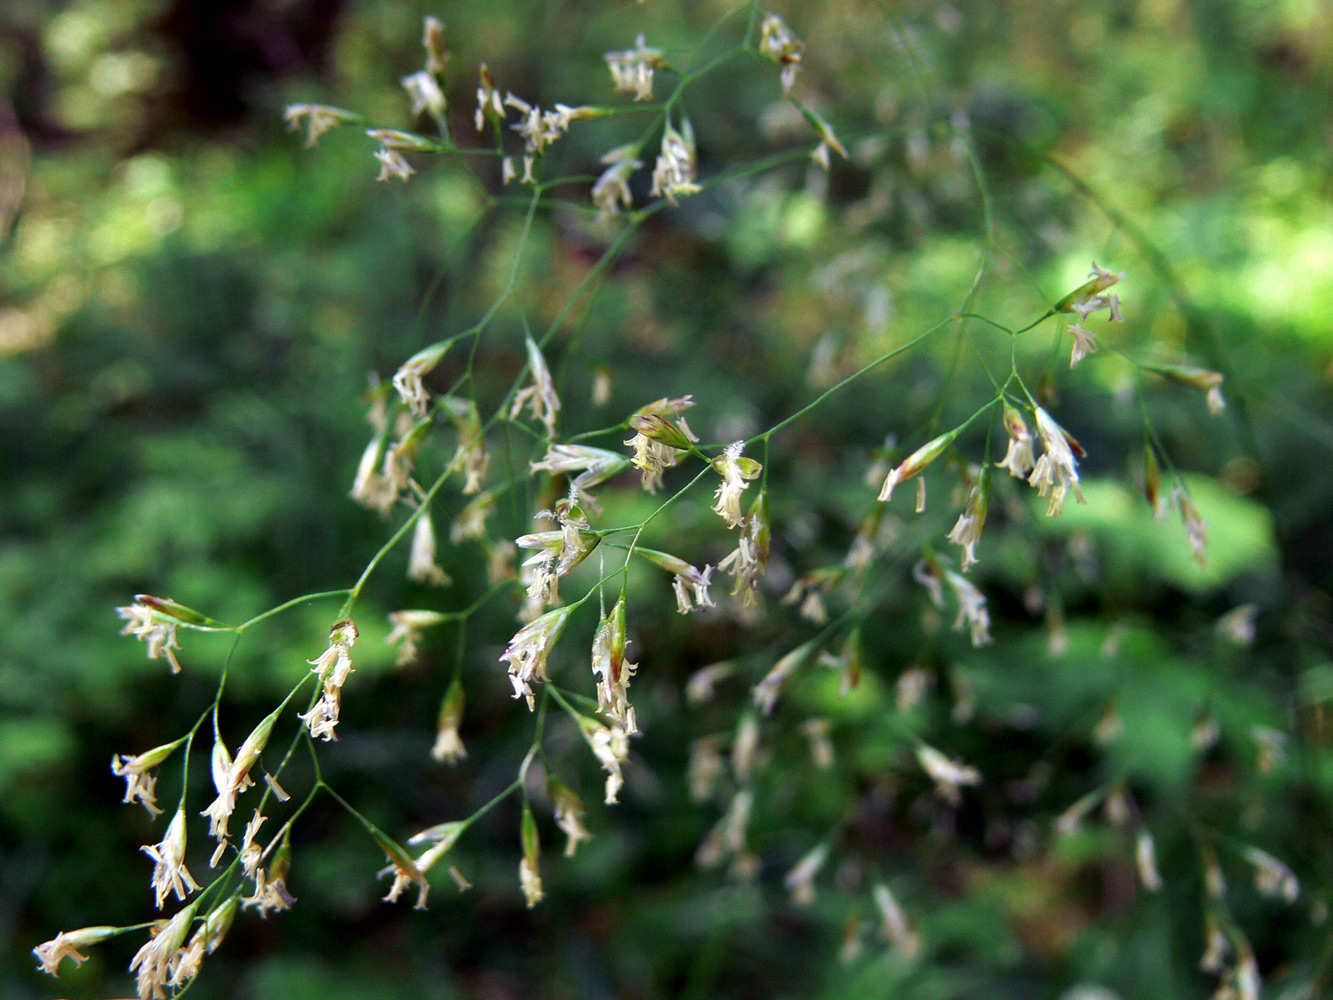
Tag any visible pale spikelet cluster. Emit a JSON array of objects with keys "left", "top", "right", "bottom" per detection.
[
  {"left": 549, "top": 777, "right": 592, "bottom": 857},
  {"left": 283, "top": 104, "right": 355, "bottom": 147},
  {"left": 407, "top": 510, "right": 452, "bottom": 587},
  {"left": 1135, "top": 829, "right": 1163, "bottom": 891},
  {"left": 402, "top": 71, "right": 446, "bottom": 120},
  {"left": 516, "top": 497, "right": 598, "bottom": 607},
  {"left": 759, "top": 14, "right": 805, "bottom": 94},
  {"left": 202, "top": 708, "right": 277, "bottom": 846},
  {"left": 915, "top": 744, "right": 981, "bottom": 805},
  {"left": 519, "top": 804, "right": 544, "bottom": 908},
  {"left": 650, "top": 118, "right": 701, "bottom": 205},
  {"left": 718, "top": 502, "right": 770, "bottom": 606},
  {"left": 605, "top": 33, "right": 665, "bottom": 101},
  {"left": 591, "top": 144, "right": 643, "bottom": 221},
  {"left": 503, "top": 95, "right": 599, "bottom": 184},
  {"left": 1068, "top": 322, "right": 1097, "bottom": 368},
  {"left": 877, "top": 430, "right": 954, "bottom": 504},
  {"left": 129, "top": 901, "right": 198, "bottom": 999},
  {"left": 624, "top": 395, "right": 698, "bottom": 491},
  {"left": 580, "top": 714, "right": 631, "bottom": 804},
  {"left": 437, "top": 396, "right": 489, "bottom": 494},
  {"left": 32, "top": 925, "right": 119, "bottom": 978},
  {"left": 808, "top": 109, "right": 848, "bottom": 170},
  {"left": 782, "top": 568, "right": 836, "bottom": 624},
  {"left": 510, "top": 336, "right": 562, "bottom": 439},
  {"left": 687, "top": 735, "right": 727, "bottom": 802},
  {"left": 711, "top": 441, "right": 762, "bottom": 528},
  {"left": 591, "top": 596, "right": 638, "bottom": 734},
  {"left": 753, "top": 641, "right": 814, "bottom": 716},
  {"left": 142, "top": 808, "right": 200, "bottom": 910},
  {"left": 799, "top": 718, "right": 834, "bottom": 769},
  {"left": 686, "top": 662, "right": 734, "bottom": 706},
  {"left": 1055, "top": 261, "right": 1124, "bottom": 323},
  {"left": 299, "top": 620, "right": 358, "bottom": 742},
  {"left": 873, "top": 882, "right": 922, "bottom": 958},
  {"left": 112, "top": 740, "right": 182, "bottom": 817},
  {"left": 784, "top": 843, "right": 828, "bottom": 906},
  {"left": 367, "top": 129, "right": 433, "bottom": 183},
  {"left": 996, "top": 405, "right": 1036, "bottom": 479},
  {"left": 948, "top": 574, "right": 992, "bottom": 646},
  {"left": 377, "top": 835, "right": 431, "bottom": 911},
  {"left": 422, "top": 16, "right": 449, "bottom": 76},
  {"left": 1245, "top": 846, "right": 1299, "bottom": 903},
  {"left": 695, "top": 788, "right": 753, "bottom": 870},
  {"left": 117, "top": 600, "right": 185, "bottom": 674},
  {"left": 474, "top": 64, "right": 503, "bottom": 131},
  {"left": 242, "top": 827, "right": 295, "bottom": 917},
  {"left": 530, "top": 442, "right": 629, "bottom": 510},
  {"left": 392, "top": 342, "right": 447, "bottom": 418},
  {"left": 451, "top": 490, "right": 495, "bottom": 543},
  {"left": 946, "top": 466, "right": 989, "bottom": 571},
  {"left": 500, "top": 606, "right": 573, "bottom": 709},
  {"left": 385, "top": 608, "right": 446, "bottom": 667},
  {"left": 732, "top": 713, "right": 760, "bottom": 783},
  {"left": 1028, "top": 406, "right": 1086, "bottom": 517},
  {"left": 1174, "top": 487, "right": 1209, "bottom": 566},
  {"left": 351, "top": 408, "right": 428, "bottom": 518},
  {"left": 401, "top": 18, "right": 449, "bottom": 124},
  {"left": 430, "top": 677, "right": 468, "bottom": 764}
]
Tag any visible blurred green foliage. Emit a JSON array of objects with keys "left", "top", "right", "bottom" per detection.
[{"left": 2, "top": 0, "right": 1333, "bottom": 998}]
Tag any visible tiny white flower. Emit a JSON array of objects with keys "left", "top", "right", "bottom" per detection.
[
  {"left": 718, "top": 507, "right": 769, "bottom": 606},
  {"left": 283, "top": 104, "right": 355, "bottom": 147},
  {"left": 580, "top": 715, "right": 631, "bottom": 804},
  {"left": 199, "top": 710, "right": 277, "bottom": 842},
  {"left": 1055, "top": 261, "right": 1125, "bottom": 323},
  {"left": 407, "top": 510, "right": 451, "bottom": 587},
  {"left": 129, "top": 902, "right": 198, "bottom": 1000},
  {"left": 1068, "top": 322, "right": 1097, "bottom": 368},
  {"left": 112, "top": 740, "right": 182, "bottom": 817},
  {"left": 753, "top": 642, "right": 813, "bottom": 716},
  {"left": 591, "top": 144, "right": 643, "bottom": 221},
  {"left": 650, "top": 118, "right": 701, "bottom": 206},
  {"left": 142, "top": 809, "right": 200, "bottom": 909},
  {"left": 474, "top": 64, "right": 504, "bottom": 131},
  {"left": 995, "top": 406, "right": 1036, "bottom": 479},
  {"left": 374, "top": 147, "right": 415, "bottom": 182},
  {"left": 32, "top": 925, "right": 118, "bottom": 978},
  {"left": 117, "top": 600, "right": 185, "bottom": 673},
  {"left": 624, "top": 395, "right": 698, "bottom": 491},
  {"left": 1245, "top": 846, "right": 1299, "bottom": 903},
  {"left": 711, "top": 441, "right": 762, "bottom": 529},
  {"left": 386, "top": 608, "right": 446, "bottom": 667},
  {"left": 500, "top": 606, "right": 573, "bottom": 710},
  {"left": 1027, "top": 407, "right": 1086, "bottom": 517},
  {"left": 591, "top": 596, "right": 638, "bottom": 734},
  {"left": 784, "top": 844, "right": 828, "bottom": 906},
  {"left": 1174, "top": 487, "right": 1209, "bottom": 567},
  {"left": 1136, "top": 829, "right": 1163, "bottom": 891},
  {"left": 401, "top": 70, "right": 446, "bottom": 118},
  {"left": 530, "top": 443, "right": 630, "bottom": 506},
  {"left": 509, "top": 336, "right": 561, "bottom": 439},
  {"left": 759, "top": 14, "right": 804, "bottom": 94},
  {"left": 916, "top": 744, "right": 981, "bottom": 805},
  {"left": 604, "top": 34, "right": 665, "bottom": 101},
  {"left": 520, "top": 804, "right": 544, "bottom": 907},
  {"left": 945, "top": 570, "right": 992, "bottom": 646},
  {"left": 873, "top": 883, "right": 922, "bottom": 957},
  {"left": 945, "top": 468, "right": 989, "bottom": 571}
]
